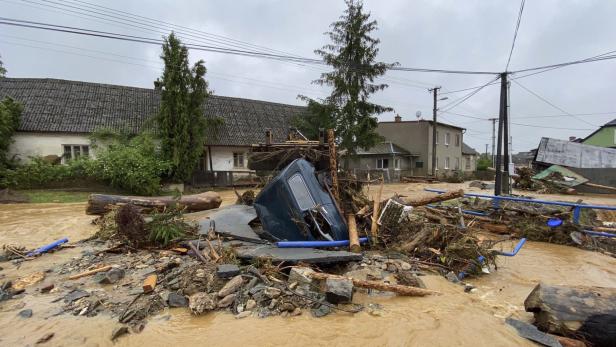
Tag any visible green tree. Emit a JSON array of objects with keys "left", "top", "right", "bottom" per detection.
[
  {"left": 0, "top": 97, "right": 22, "bottom": 167},
  {"left": 0, "top": 54, "right": 6, "bottom": 78},
  {"left": 312, "top": 0, "right": 396, "bottom": 153},
  {"left": 293, "top": 96, "right": 338, "bottom": 140},
  {"left": 155, "top": 33, "right": 211, "bottom": 182}
]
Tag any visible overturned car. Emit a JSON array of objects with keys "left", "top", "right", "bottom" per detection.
[{"left": 254, "top": 158, "right": 348, "bottom": 242}]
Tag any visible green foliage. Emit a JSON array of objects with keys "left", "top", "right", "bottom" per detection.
[
  {"left": 294, "top": 96, "right": 338, "bottom": 140},
  {"left": 312, "top": 0, "right": 395, "bottom": 153},
  {"left": 477, "top": 154, "right": 493, "bottom": 171},
  {"left": 0, "top": 55, "right": 6, "bottom": 77},
  {"left": 0, "top": 97, "right": 22, "bottom": 168},
  {"left": 0, "top": 156, "right": 91, "bottom": 189},
  {"left": 148, "top": 207, "right": 194, "bottom": 246},
  {"left": 91, "top": 133, "right": 171, "bottom": 195},
  {"left": 155, "top": 33, "right": 213, "bottom": 182}
]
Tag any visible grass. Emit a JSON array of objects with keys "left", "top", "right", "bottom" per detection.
[{"left": 18, "top": 190, "right": 94, "bottom": 203}]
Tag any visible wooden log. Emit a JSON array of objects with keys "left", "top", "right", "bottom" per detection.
[
  {"left": 347, "top": 214, "right": 360, "bottom": 253},
  {"left": 86, "top": 191, "right": 222, "bottom": 215},
  {"left": 327, "top": 129, "right": 340, "bottom": 205},
  {"left": 309, "top": 270, "right": 439, "bottom": 297},
  {"left": 67, "top": 265, "right": 112, "bottom": 280},
  {"left": 479, "top": 223, "right": 511, "bottom": 234},
  {"left": 524, "top": 283, "right": 616, "bottom": 345},
  {"left": 370, "top": 179, "right": 384, "bottom": 241},
  {"left": 401, "top": 189, "right": 464, "bottom": 207},
  {"left": 142, "top": 274, "right": 157, "bottom": 293}
]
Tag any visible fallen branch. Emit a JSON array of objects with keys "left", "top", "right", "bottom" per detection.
[
  {"left": 401, "top": 189, "right": 464, "bottom": 207},
  {"left": 67, "top": 265, "right": 112, "bottom": 280},
  {"left": 86, "top": 192, "right": 222, "bottom": 215},
  {"left": 308, "top": 270, "right": 440, "bottom": 296}
]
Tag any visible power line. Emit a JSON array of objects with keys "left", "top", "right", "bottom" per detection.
[
  {"left": 440, "top": 75, "right": 501, "bottom": 112},
  {"left": 505, "top": 0, "right": 526, "bottom": 71}
]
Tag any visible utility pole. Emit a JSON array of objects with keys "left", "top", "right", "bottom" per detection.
[
  {"left": 495, "top": 73, "right": 510, "bottom": 196},
  {"left": 429, "top": 86, "right": 441, "bottom": 177},
  {"left": 485, "top": 144, "right": 488, "bottom": 156},
  {"left": 489, "top": 117, "right": 497, "bottom": 166}
]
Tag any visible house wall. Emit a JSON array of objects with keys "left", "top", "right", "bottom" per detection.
[
  {"left": 347, "top": 155, "right": 414, "bottom": 182},
  {"left": 205, "top": 146, "right": 253, "bottom": 172},
  {"left": 8, "top": 132, "right": 94, "bottom": 163},
  {"left": 378, "top": 121, "right": 463, "bottom": 177},
  {"left": 462, "top": 154, "right": 477, "bottom": 172},
  {"left": 583, "top": 127, "right": 616, "bottom": 148}
]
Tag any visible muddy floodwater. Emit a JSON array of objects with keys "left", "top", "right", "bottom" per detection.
[{"left": 1, "top": 197, "right": 616, "bottom": 346}]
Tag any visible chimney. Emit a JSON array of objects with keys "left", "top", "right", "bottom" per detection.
[
  {"left": 394, "top": 114, "right": 402, "bottom": 122},
  {"left": 569, "top": 136, "right": 577, "bottom": 142}
]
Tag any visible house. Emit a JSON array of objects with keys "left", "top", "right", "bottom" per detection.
[
  {"left": 581, "top": 118, "right": 616, "bottom": 148},
  {"left": 376, "top": 115, "right": 465, "bottom": 177},
  {"left": 0, "top": 78, "right": 305, "bottom": 185},
  {"left": 461, "top": 143, "right": 479, "bottom": 173},
  {"left": 346, "top": 141, "right": 418, "bottom": 182},
  {"left": 512, "top": 149, "right": 537, "bottom": 167}
]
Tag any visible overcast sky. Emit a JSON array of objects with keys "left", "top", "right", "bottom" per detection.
[{"left": 1, "top": 0, "right": 615, "bottom": 153}]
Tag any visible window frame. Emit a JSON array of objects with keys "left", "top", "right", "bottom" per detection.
[
  {"left": 445, "top": 157, "right": 450, "bottom": 170},
  {"left": 376, "top": 158, "right": 389, "bottom": 169},
  {"left": 435, "top": 130, "right": 439, "bottom": 144},
  {"left": 62, "top": 144, "right": 90, "bottom": 162},
  {"left": 232, "top": 152, "right": 245, "bottom": 168},
  {"left": 415, "top": 161, "right": 424, "bottom": 169},
  {"left": 455, "top": 157, "right": 460, "bottom": 170},
  {"left": 455, "top": 134, "right": 460, "bottom": 147},
  {"left": 445, "top": 132, "right": 450, "bottom": 146},
  {"left": 393, "top": 158, "right": 400, "bottom": 170}
]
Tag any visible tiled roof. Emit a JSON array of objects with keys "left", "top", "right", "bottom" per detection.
[
  {"left": 356, "top": 141, "right": 417, "bottom": 156},
  {"left": 0, "top": 78, "right": 306, "bottom": 146},
  {"left": 462, "top": 142, "right": 479, "bottom": 155},
  {"left": 604, "top": 118, "right": 616, "bottom": 127}
]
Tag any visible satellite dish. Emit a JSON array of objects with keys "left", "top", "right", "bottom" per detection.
[{"left": 416, "top": 111, "right": 422, "bottom": 120}]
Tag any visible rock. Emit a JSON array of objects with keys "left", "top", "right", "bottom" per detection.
[
  {"left": 217, "top": 293, "right": 236, "bottom": 308},
  {"left": 445, "top": 271, "right": 460, "bottom": 283},
  {"left": 189, "top": 292, "right": 216, "bottom": 315},
  {"left": 280, "top": 302, "right": 295, "bottom": 312},
  {"left": 399, "top": 261, "right": 412, "bottom": 271},
  {"left": 290, "top": 307, "right": 302, "bottom": 316},
  {"left": 344, "top": 268, "right": 383, "bottom": 281},
  {"left": 311, "top": 304, "right": 331, "bottom": 318},
  {"left": 36, "top": 332, "right": 54, "bottom": 344},
  {"left": 245, "top": 299, "right": 257, "bottom": 310},
  {"left": 18, "top": 309, "right": 32, "bottom": 318},
  {"left": 366, "top": 303, "right": 384, "bottom": 317},
  {"left": 263, "top": 287, "right": 282, "bottom": 299},
  {"left": 111, "top": 325, "right": 129, "bottom": 341},
  {"left": 195, "top": 269, "right": 206, "bottom": 279},
  {"left": 288, "top": 267, "right": 314, "bottom": 286},
  {"left": 96, "top": 268, "right": 125, "bottom": 285},
  {"left": 386, "top": 263, "right": 397, "bottom": 272},
  {"left": 216, "top": 264, "right": 240, "bottom": 278},
  {"left": 235, "top": 311, "right": 251, "bottom": 319},
  {"left": 505, "top": 318, "right": 561, "bottom": 347},
  {"left": 40, "top": 283, "right": 54, "bottom": 293},
  {"left": 218, "top": 275, "right": 244, "bottom": 298},
  {"left": 167, "top": 292, "right": 188, "bottom": 307},
  {"left": 324, "top": 278, "right": 353, "bottom": 304},
  {"left": 268, "top": 299, "right": 278, "bottom": 309},
  {"left": 64, "top": 289, "right": 90, "bottom": 303},
  {"left": 464, "top": 284, "right": 475, "bottom": 293}
]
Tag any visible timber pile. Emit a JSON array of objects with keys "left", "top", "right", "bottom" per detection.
[
  {"left": 524, "top": 283, "right": 616, "bottom": 347},
  {"left": 86, "top": 192, "right": 222, "bottom": 215}
]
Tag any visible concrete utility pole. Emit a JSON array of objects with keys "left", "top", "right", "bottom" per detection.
[
  {"left": 429, "top": 86, "right": 441, "bottom": 177},
  {"left": 485, "top": 144, "right": 489, "bottom": 156},
  {"left": 489, "top": 117, "right": 497, "bottom": 166},
  {"left": 495, "top": 73, "right": 511, "bottom": 196}
]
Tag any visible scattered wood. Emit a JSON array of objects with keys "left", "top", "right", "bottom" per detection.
[
  {"left": 206, "top": 239, "right": 221, "bottom": 262},
  {"left": 327, "top": 128, "right": 340, "bottom": 205},
  {"left": 171, "top": 247, "right": 188, "bottom": 254},
  {"left": 479, "top": 223, "right": 511, "bottom": 234},
  {"left": 401, "top": 189, "right": 464, "bottom": 207},
  {"left": 67, "top": 265, "right": 112, "bottom": 280},
  {"left": 86, "top": 192, "right": 223, "bottom": 215},
  {"left": 370, "top": 179, "right": 384, "bottom": 241},
  {"left": 188, "top": 242, "right": 209, "bottom": 263},
  {"left": 524, "top": 283, "right": 616, "bottom": 346},
  {"left": 347, "top": 214, "right": 360, "bottom": 253},
  {"left": 142, "top": 274, "right": 157, "bottom": 293},
  {"left": 308, "top": 270, "right": 440, "bottom": 297},
  {"left": 401, "top": 176, "right": 439, "bottom": 184},
  {"left": 583, "top": 182, "right": 616, "bottom": 192}
]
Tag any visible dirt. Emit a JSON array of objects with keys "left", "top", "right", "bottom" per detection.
[{"left": 0, "top": 184, "right": 615, "bottom": 346}]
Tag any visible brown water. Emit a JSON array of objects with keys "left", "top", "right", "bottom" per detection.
[{"left": 1, "top": 201, "right": 616, "bottom": 346}]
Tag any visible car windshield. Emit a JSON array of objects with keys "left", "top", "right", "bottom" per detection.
[{"left": 287, "top": 173, "right": 316, "bottom": 211}]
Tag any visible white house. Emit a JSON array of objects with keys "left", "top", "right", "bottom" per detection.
[{"left": 0, "top": 78, "right": 305, "bottom": 185}]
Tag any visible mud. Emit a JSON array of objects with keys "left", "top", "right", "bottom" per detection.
[{"left": 1, "top": 187, "right": 615, "bottom": 346}]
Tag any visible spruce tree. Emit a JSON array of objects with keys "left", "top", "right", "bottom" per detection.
[
  {"left": 313, "top": 0, "right": 396, "bottom": 153},
  {"left": 0, "top": 54, "right": 7, "bottom": 77},
  {"left": 155, "top": 33, "right": 210, "bottom": 182}
]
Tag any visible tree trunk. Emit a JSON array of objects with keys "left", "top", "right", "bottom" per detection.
[
  {"left": 86, "top": 192, "right": 222, "bottom": 215},
  {"left": 524, "top": 283, "right": 616, "bottom": 346},
  {"left": 401, "top": 189, "right": 464, "bottom": 207}
]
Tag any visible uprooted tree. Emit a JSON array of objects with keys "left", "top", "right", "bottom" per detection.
[
  {"left": 299, "top": 0, "right": 396, "bottom": 153},
  {"left": 155, "top": 32, "right": 219, "bottom": 182}
]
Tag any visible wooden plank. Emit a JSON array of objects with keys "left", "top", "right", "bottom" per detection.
[
  {"left": 67, "top": 265, "right": 112, "bottom": 280},
  {"left": 347, "top": 214, "right": 360, "bottom": 253},
  {"left": 142, "top": 274, "right": 158, "bottom": 293}
]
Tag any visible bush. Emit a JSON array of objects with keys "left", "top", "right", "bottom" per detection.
[
  {"left": 90, "top": 134, "right": 171, "bottom": 195},
  {"left": 148, "top": 207, "right": 195, "bottom": 246},
  {"left": 0, "top": 156, "right": 92, "bottom": 189}
]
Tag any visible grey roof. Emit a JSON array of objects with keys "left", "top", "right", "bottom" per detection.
[
  {"left": 0, "top": 78, "right": 306, "bottom": 146},
  {"left": 462, "top": 142, "right": 479, "bottom": 155},
  {"left": 356, "top": 141, "right": 417, "bottom": 156},
  {"left": 604, "top": 118, "right": 616, "bottom": 127},
  {"left": 379, "top": 119, "right": 465, "bottom": 131}
]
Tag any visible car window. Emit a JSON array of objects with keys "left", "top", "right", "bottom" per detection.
[{"left": 288, "top": 173, "right": 316, "bottom": 211}]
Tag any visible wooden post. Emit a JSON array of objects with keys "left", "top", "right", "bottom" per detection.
[
  {"left": 347, "top": 214, "right": 360, "bottom": 253},
  {"left": 142, "top": 274, "right": 158, "bottom": 293},
  {"left": 327, "top": 129, "right": 340, "bottom": 205},
  {"left": 400, "top": 189, "right": 464, "bottom": 207},
  {"left": 370, "top": 178, "right": 384, "bottom": 242},
  {"left": 308, "top": 270, "right": 439, "bottom": 296}
]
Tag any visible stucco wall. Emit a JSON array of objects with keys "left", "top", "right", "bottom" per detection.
[
  {"left": 583, "top": 127, "right": 616, "bottom": 148},
  {"left": 8, "top": 132, "right": 94, "bottom": 162},
  {"left": 462, "top": 154, "right": 477, "bottom": 172},
  {"left": 206, "top": 146, "right": 252, "bottom": 172}
]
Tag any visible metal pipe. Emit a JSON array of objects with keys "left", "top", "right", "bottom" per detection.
[
  {"left": 27, "top": 238, "right": 69, "bottom": 257},
  {"left": 582, "top": 230, "right": 616, "bottom": 238},
  {"left": 495, "top": 238, "right": 526, "bottom": 257},
  {"left": 276, "top": 237, "right": 369, "bottom": 248}
]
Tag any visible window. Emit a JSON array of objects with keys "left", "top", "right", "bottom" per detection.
[
  {"left": 445, "top": 157, "right": 450, "bottom": 169},
  {"left": 465, "top": 157, "right": 471, "bottom": 170},
  {"left": 376, "top": 158, "right": 389, "bottom": 169},
  {"left": 445, "top": 133, "right": 450, "bottom": 146},
  {"left": 394, "top": 158, "right": 400, "bottom": 169},
  {"left": 455, "top": 157, "right": 460, "bottom": 170},
  {"left": 288, "top": 173, "right": 315, "bottom": 211},
  {"left": 233, "top": 152, "right": 245, "bottom": 168},
  {"left": 436, "top": 131, "right": 439, "bottom": 144},
  {"left": 435, "top": 157, "right": 439, "bottom": 170},
  {"left": 455, "top": 134, "right": 460, "bottom": 147},
  {"left": 415, "top": 161, "right": 423, "bottom": 169},
  {"left": 62, "top": 145, "right": 89, "bottom": 161}
]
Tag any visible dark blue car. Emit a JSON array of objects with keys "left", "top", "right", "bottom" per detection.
[{"left": 254, "top": 158, "right": 348, "bottom": 241}]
